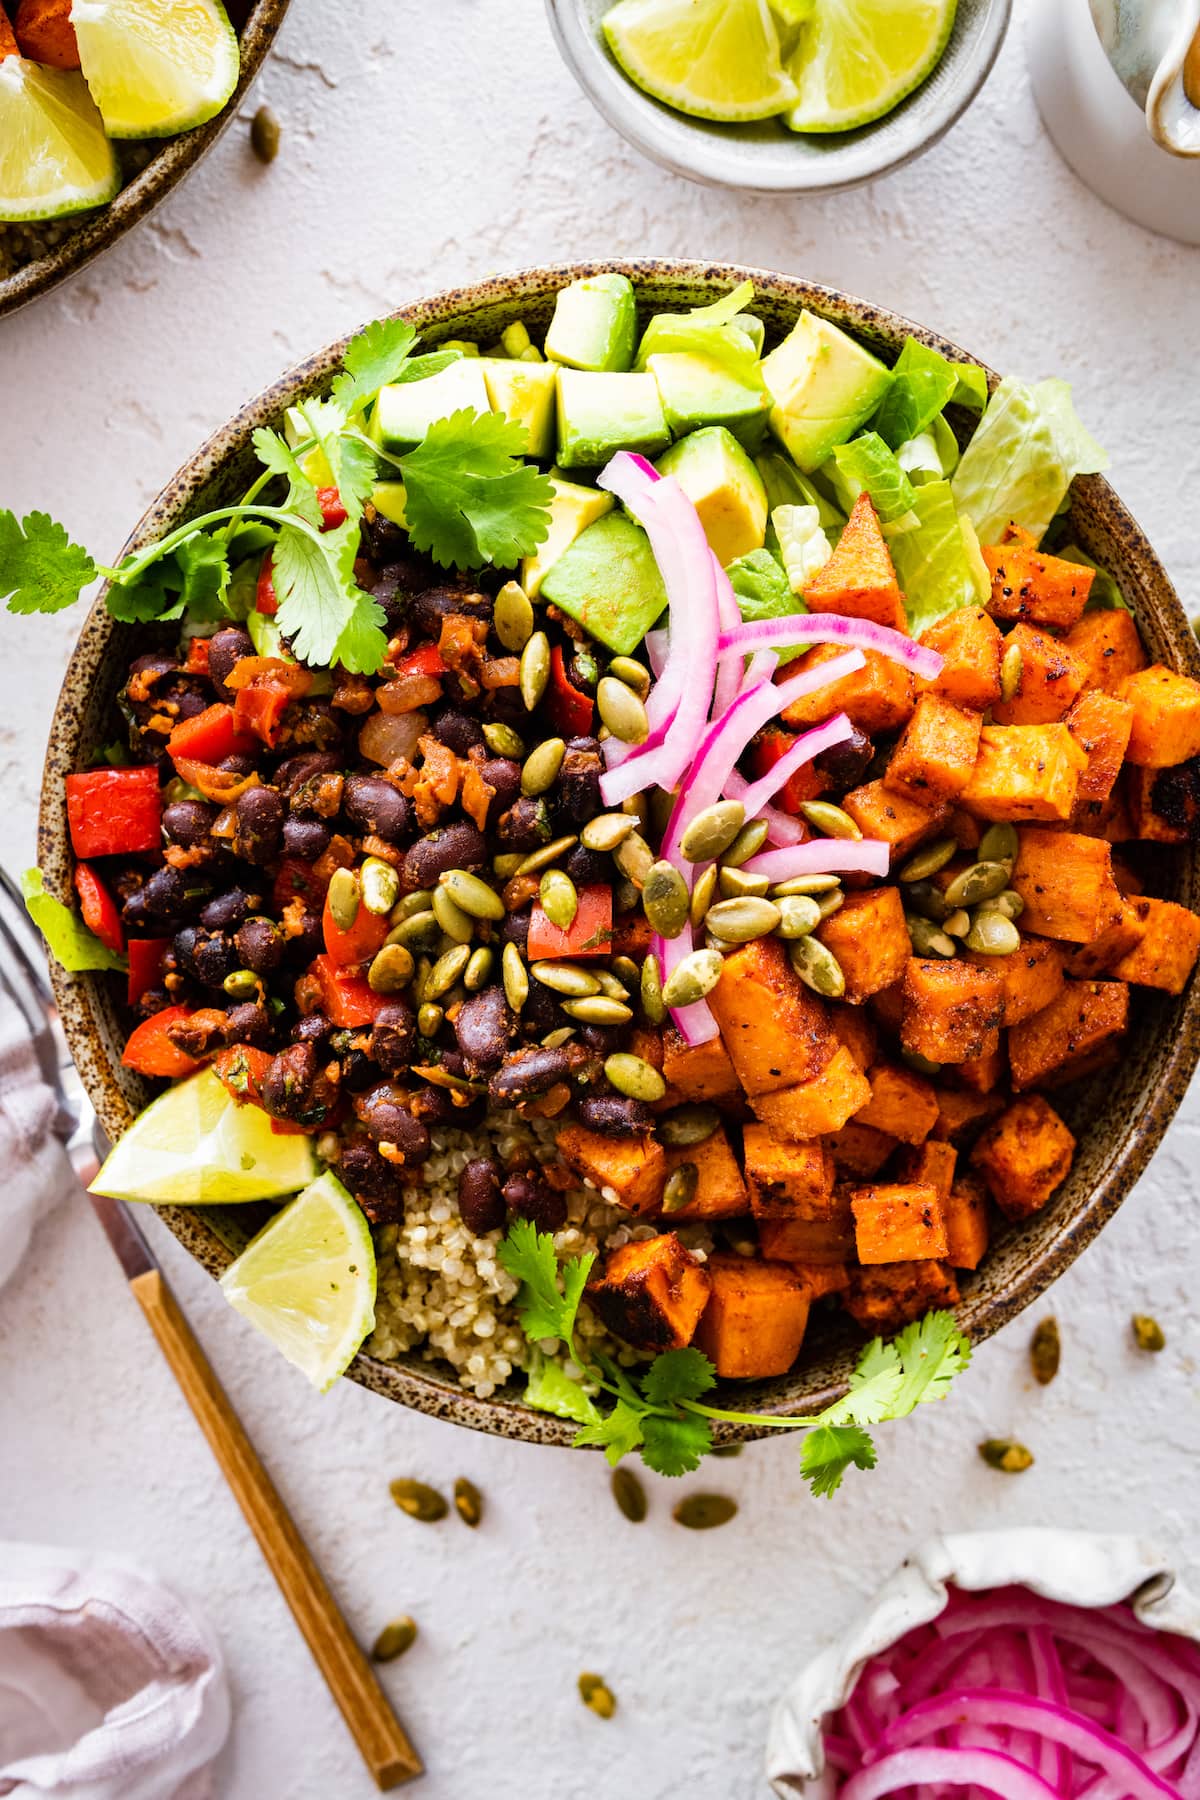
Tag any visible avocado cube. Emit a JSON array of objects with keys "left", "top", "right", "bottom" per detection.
[
  {"left": 545, "top": 272, "right": 638, "bottom": 372},
  {"left": 646, "top": 351, "right": 770, "bottom": 451},
  {"left": 479, "top": 358, "right": 557, "bottom": 460},
  {"left": 761, "top": 311, "right": 893, "bottom": 474},
  {"left": 369, "top": 358, "right": 492, "bottom": 453},
  {"left": 283, "top": 404, "right": 335, "bottom": 485},
  {"left": 370, "top": 481, "right": 408, "bottom": 527},
  {"left": 731, "top": 312, "right": 766, "bottom": 356},
  {"left": 655, "top": 426, "right": 769, "bottom": 567},
  {"left": 555, "top": 369, "right": 670, "bottom": 470},
  {"left": 539, "top": 512, "right": 667, "bottom": 656},
  {"left": 519, "top": 475, "right": 615, "bottom": 600}
]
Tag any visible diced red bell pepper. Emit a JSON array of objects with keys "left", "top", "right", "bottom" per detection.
[
  {"left": 318, "top": 486, "right": 348, "bottom": 530},
  {"left": 73, "top": 862, "right": 125, "bottom": 954},
  {"left": 273, "top": 857, "right": 329, "bottom": 916},
  {"left": 121, "top": 1006, "right": 202, "bottom": 1078},
  {"left": 211, "top": 1044, "right": 308, "bottom": 1133},
  {"left": 322, "top": 880, "right": 389, "bottom": 967},
  {"left": 233, "top": 681, "right": 292, "bottom": 749},
  {"left": 393, "top": 644, "right": 447, "bottom": 680},
  {"left": 749, "top": 728, "right": 827, "bottom": 816},
  {"left": 547, "top": 645, "right": 594, "bottom": 738},
  {"left": 127, "top": 937, "right": 170, "bottom": 1006},
  {"left": 527, "top": 883, "right": 613, "bottom": 961},
  {"left": 308, "top": 954, "right": 390, "bottom": 1028},
  {"left": 183, "top": 637, "right": 211, "bottom": 676},
  {"left": 256, "top": 553, "right": 278, "bottom": 615},
  {"left": 168, "top": 703, "right": 257, "bottom": 768},
  {"left": 66, "top": 765, "right": 162, "bottom": 859}
]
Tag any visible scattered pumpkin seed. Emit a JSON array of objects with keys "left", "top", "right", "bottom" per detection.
[
  {"left": 361, "top": 856, "right": 400, "bottom": 915},
  {"left": 539, "top": 868, "right": 578, "bottom": 931},
  {"left": 464, "top": 945, "right": 494, "bottom": 991},
  {"left": 799, "top": 799, "right": 862, "bottom": 840},
  {"left": 533, "top": 961, "right": 601, "bottom": 997},
  {"left": 964, "top": 911, "right": 1021, "bottom": 956},
  {"left": 815, "top": 887, "right": 845, "bottom": 922},
  {"left": 658, "top": 1103, "right": 721, "bottom": 1147},
  {"left": 440, "top": 867, "right": 506, "bottom": 921},
  {"left": 770, "top": 873, "right": 843, "bottom": 897},
  {"left": 327, "top": 866, "right": 361, "bottom": 932},
  {"left": 411, "top": 955, "right": 433, "bottom": 1005},
  {"left": 482, "top": 720, "right": 525, "bottom": 758},
  {"left": 662, "top": 1161, "right": 699, "bottom": 1213},
  {"left": 615, "top": 876, "right": 641, "bottom": 914},
  {"left": 717, "top": 866, "right": 771, "bottom": 899},
  {"left": 605, "top": 1052, "right": 666, "bottom": 1103},
  {"left": 709, "top": 1443, "right": 743, "bottom": 1459},
  {"left": 1132, "top": 1313, "right": 1167, "bottom": 1352},
  {"left": 977, "top": 888, "right": 1025, "bottom": 922},
  {"left": 222, "top": 967, "right": 259, "bottom": 999},
  {"left": 492, "top": 852, "right": 525, "bottom": 880},
  {"left": 369, "top": 943, "right": 416, "bottom": 994},
  {"left": 704, "top": 896, "right": 781, "bottom": 943},
  {"left": 902, "top": 1049, "right": 942, "bottom": 1077},
  {"left": 689, "top": 862, "right": 719, "bottom": 929},
  {"left": 522, "top": 736, "right": 566, "bottom": 796},
  {"left": 611, "top": 1466, "right": 647, "bottom": 1522},
  {"left": 978, "top": 1439, "right": 1034, "bottom": 1474},
  {"left": 595, "top": 970, "right": 630, "bottom": 1001},
  {"left": 541, "top": 1026, "right": 575, "bottom": 1049},
  {"left": 661, "top": 948, "right": 725, "bottom": 1008},
  {"left": 898, "top": 836, "right": 959, "bottom": 883},
  {"left": 501, "top": 940, "right": 528, "bottom": 1011},
  {"left": 673, "top": 1493, "right": 738, "bottom": 1530},
  {"left": 1030, "top": 1317, "right": 1061, "bottom": 1385},
  {"left": 721, "top": 817, "right": 770, "bottom": 868},
  {"left": 392, "top": 908, "right": 440, "bottom": 952},
  {"left": 562, "top": 995, "right": 634, "bottom": 1025},
  {"left": 392, "top": 888, "right": 435, "bottom": 922},
  {"left": 516, "top": 834, "right": 578, "bottom": 877},
  {"left": 372, "top": 1616, "right": 417, "bottom": 1662},
  {"left": 906, "top": 913, "right": 958, "bottom": 958},
  {"left": 943, "top": 908, "right": 971, "bottom": 938},
  {"left": 611, "top": 954, "right": 641, "bottom": 988},
  {"left": 640, "top": 951, "right": 665, "bottom": 1024},
  {"left": 432, "top": 884, "right": 475, "bottom": 943},
  {"left": 775, "top": 894, "right": 823, "bottom": 938},
  {"left": 788, "top": 935, "right": 846, "bottom": 998},
  {"left": 249, "top": 103, "right": 280, "bottom": 162},
  {"left": 680, "top": 800, "right": 745, "bottom": 863},
  {"left": 1000, "top": 640, "right": 1024, "bottom": 704},
  {"left": 417, "top": 1001, "right": 444, "bottom": 1037},
  {"left": 979, "top": 822, "right": 1019, "bottom": 867},
  {"left": 643, "top": 861, "right": 691, "bottom": 938},
  {"left": 519, "top": 630, "right": 551, "bottom": 710},
  {"left": 389, "top": 1478, "right": 448, "bottom": 1521},
  {"left": 944, "top": 860, "right": 1011, "bottom": 909},
  {"left": 425, "top": 944, "right": 471, "bottom": 1001},
  {"left": 596, "top": 675, "right": 649, "bottom": 744},
  {"left": 582, "top": 812, "right": 637, "bottom": 853},
  {"left": 613, "top": 830, "right": 654, "bottom": 888},
  {"left": 578, "top": 1673, "right": 616, "bottom": 1718},
  {"left": 608, "top": 655, "right": 651, "bottom": 699},
  {"left": 904, "top": 879, "right": 951, "bottom": 923},
  {"left": 453, "top": 1476, "right": 483, "bottom": 1527},
  {"left": 493, "top": 580, "right": 535, "bottom": 652},
  {"left": 622, "top": 792, "right": 650, "bottom": 828}
]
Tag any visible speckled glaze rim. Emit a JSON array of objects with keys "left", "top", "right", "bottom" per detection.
[
  {"left": 0, "top": 0, "right": 289, "bottom": 322},
  {"left": 39, "top": 259, "right": 1200, "bottom": 1448}
]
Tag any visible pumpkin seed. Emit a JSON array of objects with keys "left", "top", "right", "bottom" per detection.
[
  {"left": 709, "top": 1443, "right": 743, "bottom": 1459},
  {"left": 1030, "top": 1317, "right": 1061, "bottom": 1386},
  {"left": 533, "top": 960, "right": 601, "bottom": 998},
  {"left": 432, "top": 884, "right": 475, "bottom": 943},
  {"left": 522, "top": 736, "right": 566, "bottom": 796},
  {"left": 411, "top": 956, "right": 433, "bottom": 1005},
  {"left": 501, "top": 941, "right": 528, "bottom": 1011},
  {"left": 482, "top": 720, "right": 525, "bottom": 758},
  {"left": 680, "top": 800, "right": 745, "bottom": 863},
  {"left": 372, "top": 1616, "right": 417, "bottom": 1662},
  {"left": 611, "top": 954, "right": 640, "bottom": 988},
  {"left": 661, "top": 949, "right": 725, "bottom": 1008},
  {"left": 978, "top": 1439, "right": 1034, "bottom": 1474},
  {"left": 964, "top": 911, "right": 1021, "bottom": 956},
  {"left": 579, "top": 1673, "right": 616, "bottom": 1718},
  {"left": 613, "top": 830, "right": 654, "bottom": 888},
  {"left": 640, "top": 952, "right": 665, "bottom": 1025},
  {"left": 516, "top": 834, "right": 578, "bottom": 877},
  {"left": 464, "top": 946, "right": 494, "bottom": 992},
  {"left": 717, "top": 866, "right": 770, "bottom": 899},
  {"left": 662, "top": 1162, "right": 699, "bottom": 1214},
  {"left": 562, "top": 995, "right": 634, "bottom": 1025},
  {"left": 493, "top": 580, "right": 535, "bottom": 652},
  {"left": 541, "top": 1026, "right": 576, "bottom": 1049},
  {"left": 1132, "top": 1313, "right": 1167, "bottom": 1352},
  {"left": 369, "top": 943, "right": 416, "bottom": 994},
  {"left": 453, "top": 1476, "right": 483, "bottom": 1527},
  {"left": 425, "top": 944, "right": 471, "bottom": 1001},
  {"left": 902, "top": 1049, "right": 942, "bottom": 1077},
  {"left": 440, "top": 867, "right": 506, "bottom": 922},
  {"left": 596, "top": 675, "right": 649, "bottom": 744},
  {"left": 943, "top": 908, "right": 971, "bottom": 938},
  {"left": 607, "top": 655, "right": 651, "bottom": 700},
  {"left": 361, "top": 856, "right": 400, "bottom": 915},
  {"left": 605, "top": 1052, "right": 666, "bottom": 1103},
  {"left": 492, "top": 853, "right": 525, "bottom": 880},
  {"left": 815, "top": 888, "right": 845, "bottom": 922},
  {"left": 615, "top": 877, "right": 640, "bottom": 914},
  {"left": 622, "top": 792, "right": 650, "bottom": 828},
  {"left": 688, "top": 862, "right": 719, "bottom": 929},
  {"left": 392, "top": 888, "right": 435, "bottom": 922},
  {"left": 1000, "top": 639, "right": 1023, "bottom": 704},
  {"left": 904, "top": 878, "right": 951, "bottom": 923},
  {"left": 788, "top": 936, "right": 846, "bottom": 998},
  {"left": 611, "top": 1466, "right": 647, "bottom": 1522},
  {"left": 417, "top": 1001, "right": 444, "bottom": 1037},
  {"left": 799, "top": 799, "right": 862, "bottom": 840},
  {"left": 721, "top": 817, "right": 770, "bottom": 868},
  {"left": 582, "top": 812, "right": 636, "bottom": 853},
  {"left": 705, "top": 932, "right": 737, "bottom": 955},
  {"left": 389, "top": 1478, "right": 448, "bottom": 1521},
  {"left": 898, "top": 836, "right": 959, "bottom": 883},
  {"left": 222, "top": 967, "right": 259, "bottom": 999},
  {"left": 770, "top": 873, "right": 842, "bottom": 897},
  {"left": 673, "top": 1493, "right": 738, "bottom": 1530},
  {"left": 658, "top": 1104, "right": 720, "bottom": 1147},
  {"left": 944, "top": 860, "right": 1011, "bottom": 909},
  {"left": 327, "top": 866, "right": 361, "bottom": 932},
  {"left": 643, "top": 861, "right": 690, "bottom": 938},
  {"left": 250, "top": 103, "right": 280, "bottom": 162},
  {"left": 595, "top": 970, "right": 629, "bottom": 1001},
  {"left": 392, "top": 908, "right": 441, "bottom": 952},
  {"left": 979, "top": 822, "right": 1019, "bottom": 868},
  {"left": 977, "top": 888, "right": 1025, "bottom": 922},
  {"left": 519, "top": 630, "right": 551, "bottom": 710},
  {"left": 906, "top": 912, "right": 958, "bottom": 958},
  {"left": 539, "top": 868, "right": 578, "bottom": 930},
  {"left": 704, "top": 897, "right": 781, "bottom": 943},
  {"left": 775, "top": 894, "right": 822, "bottom": 938}
]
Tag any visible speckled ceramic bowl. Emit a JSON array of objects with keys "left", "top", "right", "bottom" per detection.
[
  {"left": 39, "top": 259, "right": 1200, "bottom": 1447},
  {"left": 0, "top": 0, "right": 289, "bottom": 320}
]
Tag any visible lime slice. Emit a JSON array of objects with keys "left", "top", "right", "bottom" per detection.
[
  {"left": 91, "top": 1068, "right": 317, "bottom": 1205},
  {"left": 218, "top": 1173, "right": 376, "bottom": 1392},
  {"left": 0, "top": 59, "right": 119, "bottom": 223},
  {"left": 602, "top": 0, "right": 798, "bottom": 123},
  {"left": 72, "top": 0, "right": 240, "bottom": 138},
  {"left": 784, "top": 0, "right": 957, "bottom": 133}
]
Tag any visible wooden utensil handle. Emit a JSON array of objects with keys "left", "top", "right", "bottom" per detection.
[{"left": 129, "top": 1268, "right": 422, "bottom": 1790}]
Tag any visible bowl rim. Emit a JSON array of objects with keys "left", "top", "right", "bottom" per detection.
[
  {"left": 542, "top": 0, "right": 1013, "bottom": 195},
  {"left": 0, "top": 0, "right": 290, "bottom": 322},
  {"left": 39, "top": 255, "right": 1200, "bottom": 1448}
]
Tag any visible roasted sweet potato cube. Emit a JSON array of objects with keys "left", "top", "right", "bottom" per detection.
[
  {"left": 1119, "top": 665, "right": 1200, "bottom": 768},
  {"left": 828, "top": 1003, "right": 879, "bottom": 1072},
  {"left": 961, "top": 725, "right": 1086, "bottom": 824},
  {"left": 661, "top": 1027, "right": 742, "bottom": 1103},
  {"left": 555, "top": 1123, "right": 666, "bottom": 1217},
  {"left": 983, "top": 542, "right": 1093, "bottom": 631},
  {"left": 885, "top": 695, "right": 984, "bottom": 805},
  {"left": 585, "top": 1233, "right": 711, "bottom": 1351},
  {"left": 1110, "top": 897, "right": 1200, "bottom": 994},
  {"left": 831, "top": 1120, "right": 897, "bottom": 1177},
  {"left": 842, "top": 780, "right": 950, "bottom": 861},
  {"left": 659, "top": 1130, "right": 749, "bottom": 1222},
  {"left": 1008, "top": 980, "right": 1130, "bottom": 1090},
  {"left": 918, "top": 607, "right": 1002, "bottom": 711},
  {"left": 844, "top": 1261, "right": 960, "bottom": 1333},
  {"left": 815, "top": 886, "right": 912, "bottom": 1003},
  {"left": 13, "top": 0, "right": 80, "bottom": 66},
  {"left": 868, "top": 979, "right": 905, "bottom": 1035},
  {"left": 1064, "top": 901, "right": 1149, "bottom": 978},
  {"left": 743, "top": 1124, "right": 836, "bottom": 1220},
  {"left": 709, "top": 936, "right": 836, "bottom": 1097},
  {"left": 789, "top": 1261, "right": 851, "bottom": 1300},
  {"left": 963, "top": 934, "right": 1066, "bottom": 1026},
  {"left": 894, "top": 1138, "right": 958, "bottom": 1201},
  {"left": 952, "top": 1040, "right": 1007, "bottom": 1094},
  {"left": 758, "top": 1196, "right": 854, "bottom": 1266},
  {"left": 1065, "top": 609, "right": 1147, "bottom": 694},
  {"left": 0, "top": 9, "right": 18, "bottom": 57},
  {"left": 930, "top": 1086, "right": 1005, "bottom": 1143},
  {"left": 851, "top": 1181, "right": 947, "bottom": 1264},
  {"left": 943, "top": 1172, "right": 990, "bottom": 1270},
  {"left": 970, "top": 1095, "right": 1076, "bottom": 1220},
  {"left": 1125, "top": 762, "right": 1200, "bottom": 843},
  {"left": 750, "top": 1045, "right": 872, "bottom": 1141},
  {"left": 781, "top": 644, "right": 915, "bottom": 736},
  {"left": 901, "top": 959, "right": 1004, "bottom": 1065},
  {"left": 1067, "top": 692, "right": 1134, "bottom": 824},
  {"left": 1011, "top": 829, "right": 1125, "bottom": 942},
  {"left": 992, "top": 625, "right": 1088, "bottom": 726},
  {"left": 853, "top": 1061, "right": 939, "bottom": 1144},
  {"left": 694, "top": 1255, "right": 812, "bottom": 1379},
  {"left": 803, "top": 494, "right": 906, "bottom": 631}
]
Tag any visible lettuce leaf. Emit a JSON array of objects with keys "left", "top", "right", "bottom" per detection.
[
  {"left": 872, "top": 338, "right": 986, "bottom": 449},
  {"left": 635, "top": 281, "right": 763, "bottom": 385},
  {"left": 897, "top": 413, "right": 961, "bottom": 487},
  {"left": 825, "top": 432, "right": 916, "bottom": 523},
  {"left": 22, "top": 867, "right": 126, "bottom": 973},
  {"left": 883, "top": 481, "right": 987, "bottom": 635},
  {"left": 951, "top": 375, "right": 1108, "bottom": 546},
  {"left": 756, "top": 449, "right": 843, "bottom": 530},
  {"left": 726, "top": 546, "right": 807, "bottom": 665}
]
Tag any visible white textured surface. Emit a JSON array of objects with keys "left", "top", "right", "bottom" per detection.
[{"left": 1, "top": 3, "right": 1199, "bottom": 1795}]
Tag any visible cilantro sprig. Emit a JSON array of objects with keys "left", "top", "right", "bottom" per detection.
[
  {"left": 497, "top": 1221, "right": 971, "bottom": 1493},
  {"left": 2, "top": 314, "right": 553, "bottom": 676}
]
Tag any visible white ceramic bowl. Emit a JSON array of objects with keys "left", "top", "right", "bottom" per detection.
[{"left": 544, "top": 0, "right": 1012, "bottom": 194}]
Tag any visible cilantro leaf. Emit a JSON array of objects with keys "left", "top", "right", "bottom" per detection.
[
  {"left": 497, "top": 1220, "right": 595, "bottom": 1346},
  {"left": 523, "top": 1349, "right": 601, "bottom": 1428},
  {"left": 330, "top": 318, "right": 419, "bottom": 415},
  {"left": 400, "top": 409, "right": 553, "bottom": 569},
  {"left": 574, "top": 1400, "right": 645, "bottom": 1466},
  {"left": 21, "top": 868, "right": 126, "bottom": 974},
  {"left": 297, "top": 399, "right": 376, "bottom": 524},
  {"left": 251, "top": 427, "right": 323, "bottom": 527},
  {"left": 639, "top": 1347, "right": 716, "bottom": 1410},
  {"left": 640, "top": 1412, "right": 712, "bottom": 1477},
  {"left": 271, "top": 520, "right": 388, "bottom": 673},
  {"left": 1, "top": 510, "right": 97, "bottom": 615},
  {"left": 800, "top": 1423, "right": 878, "bottom": 1499},
  {"left": 821, "top": 1335, "right": 904, "bottom": 1428},
  {"left": 105, "top": 561, "right": 180, "bottom": 623},
  {"left": 889, "top": 1311, "right": 971, "bottom": 1416}
]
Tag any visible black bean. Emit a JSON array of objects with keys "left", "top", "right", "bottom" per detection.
[
  {"left": 814, "top": 726, "right": 874, "bottom": 793},
  {"left": 409, "top": 584, "right": 491, "bottom": 640},
  {"left": 518, "top": 982, "right": 562, "bottom": 1038},
  {"left": 402, "top": 822, "right": 487, "bottom": 890},
  {"left": 556, "top": 747, "right": 603, "bottom": 826},
  {"left": 342, "top": 773, "right": 412, "bottom": 845},
  {"left": 501, "top": 907, "right": 530, "bottom": 950},
  {"left": 162, "top": 799, "right": 217, "bottom": 847},
  {"left": 409, "top": 1084, "right": 461, "bottom": 1127},
  {"left": 354, "top": 1084, "right": 432, "bottom": 1164},
  {"left": 566, "top": 734, "right": 603, "bottom": 759},
  {"left": 478, "top": 757, "right": 521, "bottom": 827},
  {"left": 123, "top": 866, "right": 190, "bottom": 929},
  {"left": 496, "top": 796, "right": 551, "bottom": 852},
  {"left": 340, "top": 1048, "right": 381, "bottom": 1094},
  {"left": 488, "top": 1045, "right": 571, "bottom": 1103},
  {"left": 338, "top": 1139, "right": 404, "bottom": 1221},
  {"left": 453, "top": 986, "right": 512, "bottom": 1074},
  {"left": 292, "top": 1012, "right": 332, "bottom": 1050},
  {"left": 208, "top": 627, "right": 255, "bottom": 699},
  {"left": 563, "top": 844, "right": 610, "bottom": 887},
  {"left": 260, "top": 1042, "right": 337, "bottom": 1125},
  {"left": 575, "top": 1023, "right": 627, "bottom": 1056},
  {"left": 235, "top": 916, "right": 283, "bottom": 975},
  {"left": 133, "top": 987, "right": 172, "bottom": 1022},
  {"left": 171, "top": 687, "right": 208, "bottom": 724},
  {"left": 223, "top": 1002, "right": 274, "bottom": 1048},
  {"left": 220, "top": 753, "right": 259, "bottom": 777},
  {"left": 281, "top": 911, "right": 323, "bottom": 965},
  {"left": 234, "top": 786, "right": 284, "bottom": 865},
  {"left": 282, "top": 816, "right": 330, "bottom": 860},
  {"left": 275, "top": 750, "right": 344, "bottom": 798},
  {"left": 369, "top": 1002, "right": 417, "bottom": 1075},
  {"left": 457, "top": 1158, "right": 505, "bottom": 1235},
  {"left": 166, "top": 1011, "right": 231, "bottom": 1058},
  {"left": 432, "top": 706, "right": 485, "bottom": 755},
  {"left": 200, "top": 886, "right": 261, "bottom": 932},
  {"left": 576, "top": 1094, "right": 654, "bottom": 1137},
  {"left": 502, "top": 1169, "right": 566, "bottom": 1233}
]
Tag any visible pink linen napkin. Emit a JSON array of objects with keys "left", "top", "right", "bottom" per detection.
[{"left": 0, "top": 988, "right": 73, "bottom": 1292}]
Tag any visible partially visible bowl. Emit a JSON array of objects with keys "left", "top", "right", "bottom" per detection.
[
  {"left": 0, "top": 0, "right": 289, "bottom": 320},
  {"left": 39, "top": 258, "right": 1200, "bottom": 1447},
  {"left": 543, "top": 0, "right": 1011, "bottom": 193}
]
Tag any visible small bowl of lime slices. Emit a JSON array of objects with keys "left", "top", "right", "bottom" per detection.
[{"left": 545, "top": 0, "right": 1011, "bottom": 194}]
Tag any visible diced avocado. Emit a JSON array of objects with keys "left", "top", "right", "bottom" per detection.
[
  {"left": 655, "top": 426, "right": 769, "bottom": 567},
  {"left": 761, "top": 311, "right": 893, "bottom": 473},
  {"left": 480, "top": 358, "right": 558, "bottom": 460},
  {"left": 370, "top": 481, "right": 408, "bottom": 527},
  {"left": 520, "top": 475, "right": 615, "bottom": 599},
  {"left": 283, "top": 405, "right": 335, "bottom": 485},
  {"left": 369, "top": 359, "right": 492, "bottom": 453},
  {"left": 646, "top": 351, "right": 770, "bottom": 451},
  {"left": 248, "top": 607, "right": 288, "bottom": 659},
  {"left": 501, "top": 321, "right": 532, "bottom": 358},
  {"left": 545, "top": 273, "right": 638, "bottom": 373},
  {"left": 540, "top": 512, "right": 667, "bottom": 655},
  {"left": 555, "top": 369, "right": 670, "bottom": 469},
  {"left": 731, "top": 312, "right": 766, "bottom": 356},
  {"left": 438, "top": 339, "right": 480, "bottom": 356}
]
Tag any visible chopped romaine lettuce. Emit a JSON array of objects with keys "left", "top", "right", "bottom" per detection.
[
  {"left": 22, "top": 867, "right": 126, "bottom": 973},
  {"left": 950, "top": 375, "right": 1108, "bottom": 547},
  {"left": 883, "top": 481, "right": 987, "bottom": 635},
  {"left": 773, "top": 505, "right": 832, "bottom": 595},
  {"left": 872, "top": 338, "right": 987, "bottom": 450},
  {"left": 726, "top": 546, "right": 807, "bottom": 664},
  {"left": 897, "top": 413, "right": 961, "bottom": 487},
  {"left": 825, "top": 431, "right": 916, "bottom": 523},
  {"left": 635, "top": 281, "right": 763, "bottom": 385},
  {"left": 755, "top": 449, "right": 843, "bottom": 530}
]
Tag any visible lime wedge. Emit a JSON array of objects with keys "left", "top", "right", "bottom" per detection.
[
  {"left": 218, "top": 1173, "right": 376, "bottom": 1392},
  {"left": 90, "top": 1068, "right": 317, "bottom": 1205},
  {"left": 72, "top": 0, "right": 240, "bottom": 138},
  {"left": 0, "top": 59, "right": 119, "bottom": 222},
  {"left": 602, "top": 0, "right": 798, "bottom": 123},
  {"left": 784, "top": 0, "right": 957, "bottom": 132}
]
